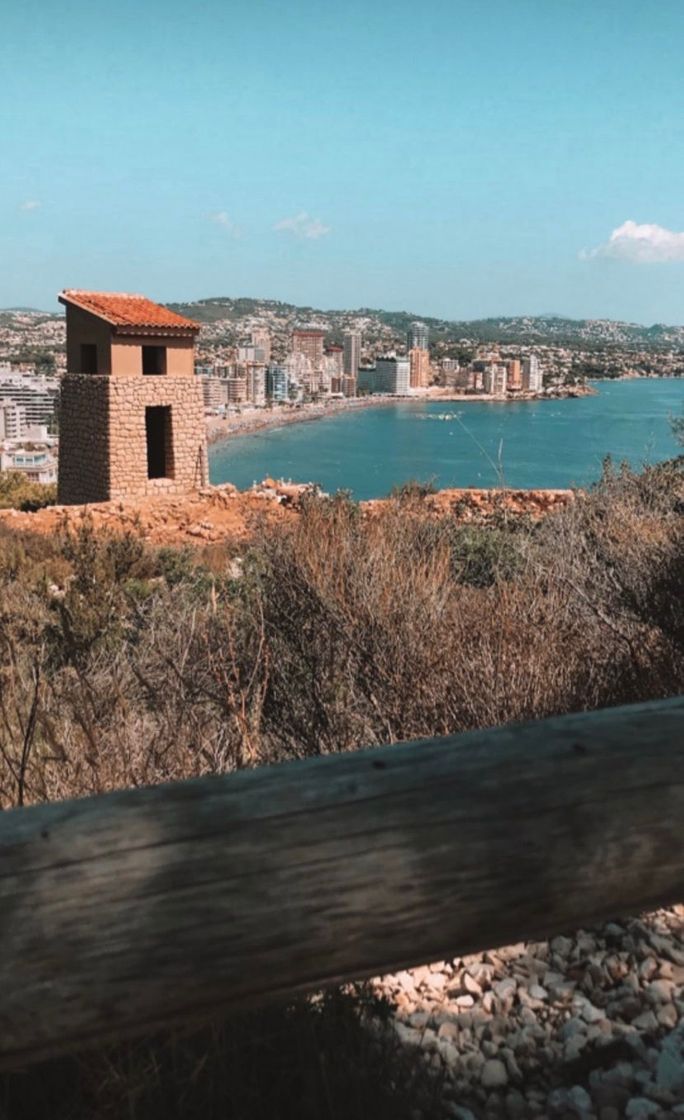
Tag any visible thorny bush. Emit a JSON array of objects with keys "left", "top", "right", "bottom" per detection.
[{"left": 0, "top": 458, "right": 681, "bottom": 808}]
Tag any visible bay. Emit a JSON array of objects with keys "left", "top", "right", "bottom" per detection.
[{"left": 209, "top": 379, "right": 684, "bottom": 500}]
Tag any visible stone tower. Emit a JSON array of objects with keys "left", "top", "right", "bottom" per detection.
[{"left": 57, "top": 290, "right": 208, "bottom": 504}]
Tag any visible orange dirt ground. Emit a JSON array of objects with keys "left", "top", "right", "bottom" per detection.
[{"left": 0, "top": 481, "right": 575, "bottom": 546}]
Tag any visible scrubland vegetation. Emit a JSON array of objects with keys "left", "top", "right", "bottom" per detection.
[
  {"left": 0, "top": 457, "right": 682, "bottom": 807},
  {"left": 0, "top": 457, "right": 682, "bottom": 1118},
  {"left": 0, "top": 471, "right": 56, "bottom": 512}
]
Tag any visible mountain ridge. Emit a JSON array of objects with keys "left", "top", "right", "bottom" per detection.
[{"left": 3, "top": 299, "right": 684, "bottom": 349}]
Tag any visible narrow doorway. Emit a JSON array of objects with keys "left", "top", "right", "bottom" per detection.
[
  {"left": 145, "top": 406, "right": 173, "bottom": 479},
  {"left": 80, "top": 343, "right": 98, "bottom": 373}
]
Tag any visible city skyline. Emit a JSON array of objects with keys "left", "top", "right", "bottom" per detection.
[{"left": 2, "top": 1, "right": 684, "bottom": 323}]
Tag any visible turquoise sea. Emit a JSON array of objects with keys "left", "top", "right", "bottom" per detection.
[{"left": 209, "top": 379, "right": 684, "bottom": 500}]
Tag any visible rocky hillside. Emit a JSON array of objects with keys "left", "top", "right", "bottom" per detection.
[
  {"left": 5, "top": 303, "right": 684, "bottom": 368},
  {"left": 168, "top": 298, "right": 684, "bottom": 351}
]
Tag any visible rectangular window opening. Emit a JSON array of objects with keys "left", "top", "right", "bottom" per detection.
[
  {"left": 142, "top": 345, "right": 167, "bottom": 375},
  {"left": 80, "top": 343, "right": 98, "bottom": 374},
  {"left": 145, "top": 406, "right": 174, "bottom": 480}
]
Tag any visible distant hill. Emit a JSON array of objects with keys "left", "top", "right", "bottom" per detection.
[
  {"left": 166, "top": 298, "right": 684, "bottom": 350},
  {"left": 2, "top": 306, "right": 48, "bottom": 313},
  {"left": 3, "top": 298, "right": 684, "bottom": 350}
]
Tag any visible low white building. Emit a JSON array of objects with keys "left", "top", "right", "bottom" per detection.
[
  {"left": 483, "top": 364, "right": 508, "bottom": 397},
  {"left": 359, "top": 357, "right": 410, "bottom": 396},
  {"left": 0, "top": 445, "right": 57, "bottom": 484},
  {"left": 201, "top": 376, "right": 228, "bottom": 411}
]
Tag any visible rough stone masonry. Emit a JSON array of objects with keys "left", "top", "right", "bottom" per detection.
[{"left": 58, "top": 373, "right": 207, "bottom": 504}]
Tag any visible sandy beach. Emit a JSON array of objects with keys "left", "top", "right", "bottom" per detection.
[
  {"left": 204, "top": 388, "right": 569, "bottom": 446},
  {"left": 206, "top": 396, "right": 396, "bottom": 445}
]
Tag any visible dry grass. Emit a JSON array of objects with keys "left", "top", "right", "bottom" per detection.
[{"left": 1, "top": 458, "right": 681, "bottom": 807}]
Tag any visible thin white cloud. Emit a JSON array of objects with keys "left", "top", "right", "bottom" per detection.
[
  {"left": 208, "top": 211, "right": 242, "bottom": 238},
  {"left": 19, "top": 200, "right": 41, "bottom": 211},
  {"left": 581, "top": 220, "right": 684, "bottom": 263},
  {"left": 273, "top": 211, "right": 331, "bottom": 240}
]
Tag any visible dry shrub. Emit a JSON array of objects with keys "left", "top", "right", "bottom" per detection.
[
  {"left": 0, "top": 458, "right": 681, "bottom": 808},
  {"left": 0, "top": 470, "right": 56, "bottom": 512}
]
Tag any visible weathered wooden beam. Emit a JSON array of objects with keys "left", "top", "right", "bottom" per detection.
[{"left": 0, "top": 697, "right": 682, "bottom": 1069}]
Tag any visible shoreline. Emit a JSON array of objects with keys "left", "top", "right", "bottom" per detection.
[
  {"left": 206, "top": 385, "right": 596, "bottom": 448},
  {"left": 206, "top": 396, "right": 394, "bottom": 446}
]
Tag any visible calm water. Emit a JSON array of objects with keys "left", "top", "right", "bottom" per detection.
[{"left": 210, "top": 380, "right": 684, "bottom": 499}]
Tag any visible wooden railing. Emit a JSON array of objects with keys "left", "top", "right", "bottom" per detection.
[{"left": 0, "top": 697, "right": 682, "bottom": 1069}]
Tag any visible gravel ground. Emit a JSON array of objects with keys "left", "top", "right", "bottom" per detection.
[{"left": 372, "top": 906, "right": 684, "bottom": 1119}]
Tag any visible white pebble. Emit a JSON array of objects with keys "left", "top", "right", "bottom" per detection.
[{"left": 481, "top": 1058, "right": 508, "bottom": 1088}]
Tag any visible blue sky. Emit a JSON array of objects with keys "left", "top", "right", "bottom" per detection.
[{"left": 2, "top": 0, "right": 684, "bottom": 322}]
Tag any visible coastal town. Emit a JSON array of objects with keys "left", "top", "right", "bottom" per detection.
[{"left": 0, "top": 298, "right": 682, "bottom": 487}]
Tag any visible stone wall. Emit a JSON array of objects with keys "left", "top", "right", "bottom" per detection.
[
  {"left": 58, "top": 376, "right": 111, "bottom": 503},
  {"left": 57, "top": 375, "right": 208, "bottom": 504}
]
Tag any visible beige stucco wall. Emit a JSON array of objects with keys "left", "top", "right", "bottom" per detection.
[
  {"left": 57, "top": 375, "right": 208, "bottom": 504},
  {"left": 110, "top": 336, "right": 195, "bottom": 377},
  {"left": 65, "top": 306, "right": 113, "bottom": 375}
]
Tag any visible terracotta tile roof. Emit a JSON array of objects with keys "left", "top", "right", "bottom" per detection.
[{"left": 59, "top": 290, "right": 200, "bottom": 333}]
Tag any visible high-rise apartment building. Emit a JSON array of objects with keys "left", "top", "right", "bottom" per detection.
[
  {"left": 246, "top": 363, "right": 266, "bottom": 406},
  {"left": 409, "top": 347, "right": 431, "bottom": 389},
  {"left": 283, "top": 352, "right": 311, "bottom": 399},
  {"left": 201, "top": 376, "right": 227, "bottom": 411},
  {"left": 407, "top": 321, "right": 429, "bottom": 351},
  {"left": 266, "top": 363, "right": 289, "bottom": 402},
  {"left": 236, "top": 336, "right": 268, "bottom": 403},
  {"left": 483, "top": 364, "right": 508, "bottom": 396},
  {"left": 407, "top": 322, "right": 430, "bottom": 389},
  {"left": 226, "top": 370, "right": 249, "bottom": 404},
  {"left": 341, "top": 332, "right": 361, "bottom": 397},
  {"left": 325, "top": 345, "right": 344, "bottom": 376},
  {"left": 292, "top": 328, "right": 325, "bottom": 372},
  {"left": 324, "top": 345, "right": 344, "bottom": 391},
  {"left": 0, "top": 400, "right": 27, "bottom": 439},
  {"left": 251, "top": 328, "right": 271, "bottom": 364},
  {"left": 343, "top": 331, "right": 361, "bottom": 376},
  {"left": 506, "top": 359, "right": 522, "bottom": 391},
  {"left": 522, "top": 355, "right": 542, "bottom": 393},
  {"left": 0, "top": 374, "right": 59, "bottom": 428}
]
